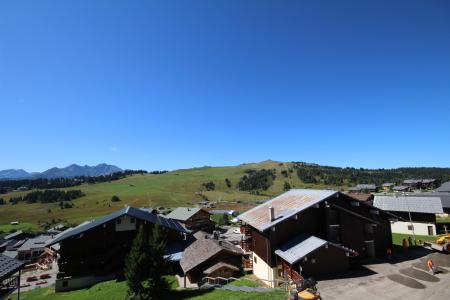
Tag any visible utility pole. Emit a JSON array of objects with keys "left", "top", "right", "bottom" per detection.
[{"left": 404, "top": 192, "right": 416, "bottom": 245}]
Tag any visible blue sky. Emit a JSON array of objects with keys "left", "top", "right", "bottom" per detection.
[{"left": 1, "top": 0, "right": 450, "bottom": 171}]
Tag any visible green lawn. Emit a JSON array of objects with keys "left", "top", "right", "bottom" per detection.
[
  {"left": 227, "top": 276, "right": 262, "bottom": 288},
  {"left": 20, "top": 277, "right": 286, "bottom": 300},
  {"left": 0, "top": 222, "right": 40, "bottom": 235},
  {"left": 392, "top": 232, "right": 436, "bottom": 246}
]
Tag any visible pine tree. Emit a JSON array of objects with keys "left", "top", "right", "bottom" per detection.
[
  {"left": 124, "top": 223, "right": 170, "bottom": 300},
  {"left": 146, "top": 222, "right": 170, "bottom": 299},
  {"left": 124, "top": 225, "right": 150, "bottom": 299}
]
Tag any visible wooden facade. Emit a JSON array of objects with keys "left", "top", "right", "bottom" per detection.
[
  {"left": 183, "top": 209, "right": 215, "bottom": 231},
  {"left": 241, "top": 192, "right": 393, "bottom": 279},
  {"left": 57, "top": 216, "right": 183, "bottom": 279}
]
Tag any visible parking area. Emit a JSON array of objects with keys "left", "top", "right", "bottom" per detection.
[
  {"left": 317, "top": 251, "right": 450, "bottom": 300},
  {"left": 19, "top": 260, "right": 58, "bottom": 292}
]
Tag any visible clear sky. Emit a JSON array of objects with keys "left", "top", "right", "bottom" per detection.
[{"left": 1, "top": 0, "right": 449, "bottom": 172}]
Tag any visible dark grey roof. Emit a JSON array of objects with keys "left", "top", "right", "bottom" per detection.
[
  {"left": 393, "top": 186, "right": 409, "bottom": 191},
  {"left": 356, "top": 184, "right": 377, "bottom": 190},
  {"left": 18, "top": 235, "right": 52, "bottom": 252},
  {"left": 406, "top": 192, "right": 450, "bottom": 209},
  {"left": 4, "top": 231, "right": 23, "bottom": 240},
  {"left": 48, "top": 206, "right": 188, "bottom": 246},
  {"left": 238, "top": 189, "right": 338, "bottom": 232},
  {"left": 275, "top": 235, "right": 327, "bottom": 265},
  {"left": 166, "top": 207, "right": 207, "bottom": 222},
  {"left": 373, "top": 196, "right": 443, "bottom": 214},
  {"left": 0, "top": 254, "right": 24, "bottom": 280},
  {"left": 274, "top": 234, "right": 353, "bottom": 265},
  {"left": 180, "top": 238, "right": 242, "bottom": 273},
  {"left": 403, "top": 179, "right": 421, "bottom": 184},
  {"left": 348, "top": 187, "right": 362, "bottom": 191},
  {"left": 437, "top": 181, "right": 450, "bottom": 192}
]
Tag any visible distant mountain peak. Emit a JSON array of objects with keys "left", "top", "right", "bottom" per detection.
[{"left": 0, "top": 164, "right": 122, "bottom": 180}]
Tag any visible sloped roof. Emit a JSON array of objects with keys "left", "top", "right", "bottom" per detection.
[
  {"left": 405, "top": 192, "right": 450, "bottom": 209},
  {"left": 0, "top": 254, "right": 24, "bottom": 280},
  {"left": 275, "top": 235, "right": 327, "bottom": 265},
  {"left": 437, "top": 181, "right": 450, "bottom": 192},
  {"left": 48, "top": 206, "right": 188, "bottom": 246},
  {"left": 180, "top": 238, "right": 242, "bottom": 273},
  {"left": 166, "top": 207, "right": 208, "bottom": 222},
  {"left": 393, "top": 186, "right": 409, "bottom": 191},
  {"left": 275, "top": 234, "right": 351, "bottom": 265},
  {"left": 382, "top": 183, "right": 394, "bottom": 187},
  {"left": 18, "top": 235, "right": 52, "bottom": 251},
  {"left": 203, "top": 262, "right": 239, "bottom": 275},
  {"left": 4, "top": 231, "right": 23, "bottom": 240},
  {"left": 238, "top": 189, "right": 338, "bottom": 232},
  {"left": 356, "top": 184, "right": 377, "bottom": 190},
  {"left": 373, "top": 196, "right": 443, "bottom": 214}
]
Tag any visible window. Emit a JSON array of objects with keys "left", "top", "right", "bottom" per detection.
[
  {"left": 130, "top": 217, "right": 135, "bottom": 223},
  {"left": 253, "top": 256, "right": 257, "bottom": 264},
  {"left": 407, "top": 225, "right": 414, "bottom": 231},
  {"left": 117, "top": 218, "right": 122, "bottom": 225}
]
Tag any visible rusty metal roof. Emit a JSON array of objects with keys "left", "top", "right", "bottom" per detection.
[{"left": 237, "top": 189, "right": 338, "bottom": 232}]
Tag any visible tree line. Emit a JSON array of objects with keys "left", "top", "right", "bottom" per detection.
[
  {"left": 293, "top": 162, "right": 450, "bottom": 186},
  {"left": 0, "top": 170, "right": 164, "bottom": 194},
  {"left": 237, "top": 169, "right": 277, "bottom": 191},
  {"left": 9, "top": 189, "right": 85, "bottom": 204}
]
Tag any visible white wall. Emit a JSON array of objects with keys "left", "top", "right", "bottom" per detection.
[
  {"left": 390, "top": 221, "right": 436, "bottom": 236},
  {"left": 115, "top": 215, "right": 137, "bottom": 232},
  {"left": 252, "top": 252, "right": 278, "bottom": 288}
]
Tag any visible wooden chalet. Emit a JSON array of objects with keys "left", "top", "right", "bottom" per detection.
[
  {"left": 180, "top": 236, "right": 243, "bottom": 287},
  {"left": 374, "top": 196, "right": 443, "bottom": 236},
  {"left": 166, "top": 207, "right": 214, "bottom": 231},
  {"left": 47, "top": 206, "right": 189, "bottom": 292},
  {"left": 238, "top": 189, "right": 394, "bottom": 287}
]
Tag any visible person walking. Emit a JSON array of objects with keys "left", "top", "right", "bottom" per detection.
[
  {"left": 387, "top": 247, "right": 392, "bottom": 260},
  {"left": 427, "top": 258, "right": 435, "bottom": 275},
  {"left": 402, "top": 238, "right": 409, "bottom": 255}
]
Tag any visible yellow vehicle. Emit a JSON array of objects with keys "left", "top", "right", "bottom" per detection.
[
  {"left": 424, "top": 233, "right": 450, "bottom": 252},
  {"left": 436, "top": 233, "right": 450, "bottom": 245},
  {"left": 298, "top": 288, "right": 321, "bottom": 300}
]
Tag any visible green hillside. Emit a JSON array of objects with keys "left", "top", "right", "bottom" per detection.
[
  {"left": 2, "top": 160, "right": 448, "bottom": 231},
  {"left": 0, "top": 160, "right": 333, "bottom": 228}
]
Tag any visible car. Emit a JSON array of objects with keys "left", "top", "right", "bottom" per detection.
[
  {"left": 233, "top": 228, "right": 241, "bottom": 234},
  {"left": 26, "top": 276, "right": 38, "bottom": 282}
]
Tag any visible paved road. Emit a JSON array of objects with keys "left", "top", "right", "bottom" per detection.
[{"left": 317, "top": 251, "right": 450, "bottom": 300}]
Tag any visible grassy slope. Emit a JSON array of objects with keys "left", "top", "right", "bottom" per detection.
[
  {"left": 20, "top": 278, "right": 286, "bottom": 300},
  {"left": 0, "top": 222, "right": 39, "bottom": 234},
  {"left": 0, "top": 160, "right": 342, "bottom": 227}
]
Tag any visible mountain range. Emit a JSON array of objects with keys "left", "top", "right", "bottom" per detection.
[{"left": 0, "top": 164, "right": 123, "bottom": 180}]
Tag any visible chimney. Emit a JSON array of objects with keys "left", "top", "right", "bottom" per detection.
[{"left": 269, "top": 206, "right": 275, "bottom": 221}]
